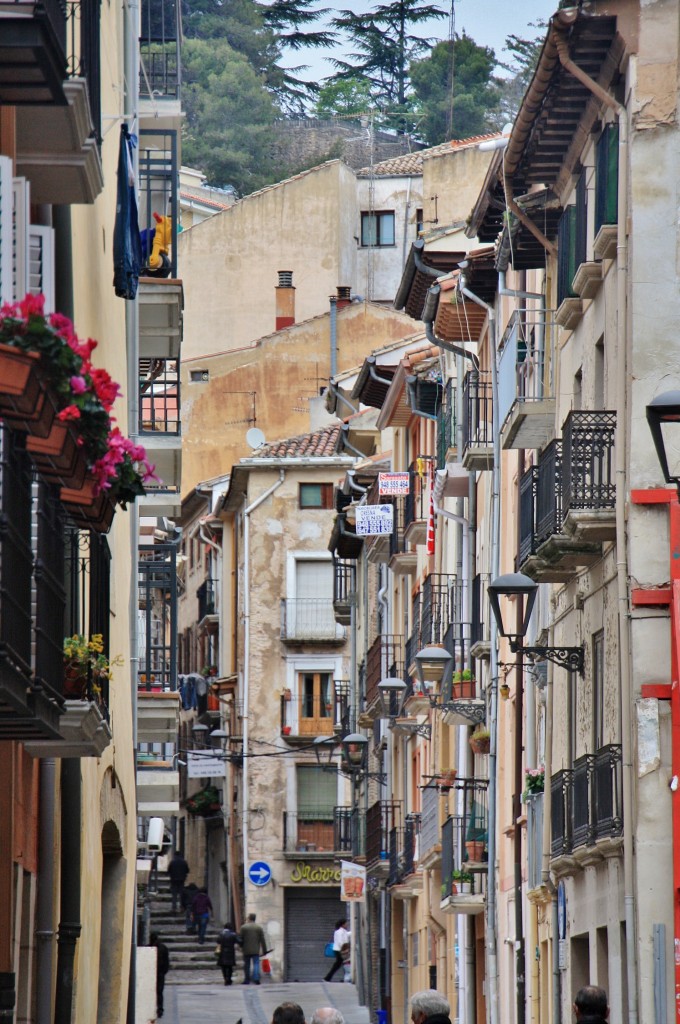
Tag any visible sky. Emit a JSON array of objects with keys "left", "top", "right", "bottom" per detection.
[{"left": 287, "top": 0, "right": 557, "bottom": 84}]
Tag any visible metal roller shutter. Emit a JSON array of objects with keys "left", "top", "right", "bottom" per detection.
[{"left": 284, "top": 887, "right": 346, "bottom": 982}]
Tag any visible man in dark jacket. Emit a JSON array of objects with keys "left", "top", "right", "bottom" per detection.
[
  {"left": 150, "top": 932, "right": 170, "bottom": 1018},
  {"left": 240, "top": 913, "right": 268, "bottom": 984},
  {"left": 191, "top": 886, "right": 213, "bottom": 944},
  {"left": 410, "top": 990, "right": 452, "bottom": 1024},
  {"left": 217, "top": 921, "right": 242, "bottom": 985},
  {"left": 574, "top": 986, "right": 609, "bottom": 1024},
  {"left": 167, "top": 850, "right": 190, "bottom": 913}
]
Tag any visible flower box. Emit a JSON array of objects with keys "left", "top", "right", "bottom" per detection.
[
  {"left": 26, "top": 420, "right": 88, "bottom": 489},
  {"left": 0, "top": 343, "right": 43, "bottom": 416},
  {"left": 60, "top": 477, "right": 116, "bottom": 534}
]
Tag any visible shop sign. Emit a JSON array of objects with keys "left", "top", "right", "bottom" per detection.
[
  {"left": 290, "top": 861, "right": 341, "bottom": 884},
  {"left": 355, "top": 504, "right": 394, "bottom": 536},
  {"left": 379, "top": 472, "right": 409, "bottom": 496},
  {"left": 341, "top": 860, "right": 366, "bottom": 902},
  {"left": 187, "top": 752, "right": 226, "bottom": 778}
]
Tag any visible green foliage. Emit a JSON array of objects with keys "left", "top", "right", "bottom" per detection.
[
  {"left": 410, "top": 34, "right": 501, "bottom": 144},
  {"left": 260, "top": 0, "right": 336, "bottom": 52},
  {"left": 496, "top": 22, "right": 545, "bottom": 125},
  {"left": 182, "top": 38, "right": 280, "bottom": 195},
  {"left": 314, "top": 76, "right": 374, "bottom": 118}
]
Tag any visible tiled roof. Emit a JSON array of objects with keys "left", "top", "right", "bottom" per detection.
[
  {"left": 249, "top": 424, "right": 341, "bottom": 459},
  {"left": 357, "top": 134, "right": 504, "bottom": 177}
]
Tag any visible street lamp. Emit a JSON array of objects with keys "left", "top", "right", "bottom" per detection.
[
  {"left": 313, "top": 734, "right": 338, "bottom": 769},
  {"left": 646, "top": 391, "right": 680, "bottom": 498},
  {"left": 377, "top": 678, "right": 407, "bottom": 719},
  {"left": 488, "top": 572, "right": 584, "bottom": 675},
  {"left": 414, "top": 645, "right": 453, "bottom": 689},
  {"left": 342, "top": 732, "right": 368, "bottom": 770}
]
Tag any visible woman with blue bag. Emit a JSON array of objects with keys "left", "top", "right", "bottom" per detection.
[{"left": 324, "top": 918, "right": 350, "bottom": 982}]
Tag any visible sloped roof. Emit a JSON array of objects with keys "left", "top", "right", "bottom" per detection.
[
  {"left": 356, "top": 134, "right": 504, "bottom": 177},
  {"left": 249, "top": 424, "right": 341, "bottom": 459}
]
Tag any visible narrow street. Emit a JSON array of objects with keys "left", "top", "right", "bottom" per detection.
[{"left": 163, "top": 981, "right": 371, "bottom": 1024}]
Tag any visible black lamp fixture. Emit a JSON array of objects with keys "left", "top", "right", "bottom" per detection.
[
  {"left": 313, "top": 734, "right": 338, "bottom": 769},
  {"left": 209, "top": 728, "right": 229, "bottom": 749},
  {"left": 192, "top": 723, "right": 209, "bottom": 747},
  {"left": 378, "top": 677, "right": 407, "bottom": 719},
  {"left": 488, "top": 572, "right": 584, "bottom": 675},
  {"left": 414, "top": 645, "right": 453, "bottom": 689},
  {"left": 646, "top": 391, "right": 680, "bottom": 498}
]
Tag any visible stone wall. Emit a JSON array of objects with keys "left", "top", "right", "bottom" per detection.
[{"left": 272, "top": 118, "right": 424, "bottom": 172}]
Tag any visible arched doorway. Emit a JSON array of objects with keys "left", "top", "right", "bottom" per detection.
[{"left": 96, "top": 818, "right": 128, "bottom": 1024}]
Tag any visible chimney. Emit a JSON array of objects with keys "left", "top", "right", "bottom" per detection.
[
  {"left": 275, "top": 271, "right": 295, "bottom": 330},
  {"left": 336, "top": 285, "right": 351, "bottom": 310}
]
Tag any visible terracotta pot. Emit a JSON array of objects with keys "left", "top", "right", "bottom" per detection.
[
  {"left": 27, "top": 421, "right": 87, "bottom": 489},
  {"left": 1, "top": 385, "right": 56, "bottom": 439},
  {"left": 63, "top": 664, "right": 88, "bottom": 699},
  {"left": 465, "top": 840, "right": 486, "bottom": 863},
  {"left": 60, "top": 477, "right": 116, "bottom": 534},
  {"left": 469, "top": 735, "right": 490, "bottom": 755},
  {"left": 0, "top": 344, "right": 43, "bottom": 416}
]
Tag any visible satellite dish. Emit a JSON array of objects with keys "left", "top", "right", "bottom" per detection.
[{"left": 246, "top": 427, "right": 266, "bottom": 449}]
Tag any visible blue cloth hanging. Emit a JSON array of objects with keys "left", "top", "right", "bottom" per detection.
[{"left": 113, "top": 123, "right": 143, "bottom": 299}]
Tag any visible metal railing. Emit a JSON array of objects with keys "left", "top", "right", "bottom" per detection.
[
  {"left": 420, "top": 781, "right": 441, "bottom": 862},
  {"left": 365, "top": 634, "right": 404, "bottom": 709},
  {"left": 440, "top": 780, "right": 489, "bottom": 897},
  {"left": 197, "top": 578, "right": 216, "bottom": 620},
  {"left": 333, "top": 558, "right": 355, "bottom": 606},
  {"left": 562, "top": 410, "right": 616, "bottom": 514},
  {"left": 139, "top": 358, "right": 180, "bottom": 435},
  {"left": 140, "top": 45, "right": 179, "bottom": 99},
  {"left": 535, "top": 439, "right": 563, "bottom": 545},
  {"left": 138, "top": 127, "right": 179, "bottom": 278},
  {"left": 594, "top": 744, "right": 623, "bottom": 840},
  {"left": 389, "top": 497, "right": 408, "bottom": 557},
  {"left": 366, "top": 799, "right": 402, "bottom": 866},
  {"left": 526, "top": 791, "right": 544, "bottom": 891},
  {"left": 280, "top": 694, "right": 336, "bottom": 738},
  {"left": 138, "top": 542, "right": 178, "bottom": 693},
  {"left": 388, "top": 814, "right": 420, "bottom": 885},
  {"left": 550, "top": 746, "right": 623, "bottom": 856},
  {"left": 498, "top": 308, "right": 556, "bottom": 428},
  {"left": 280, "top": 599, "right": 343, "bottom": 643},
  {"left": 437, "top": 379, "right": 456, "bottom": 468},
  {"left": 66, "top": 0, "right": 102, "bottom": 142},
  {"left": 404, "top": 462, "right": 427, "bottom": 531},
  {"left": 283, "top": 812, "right": 338, "bottom": 854},
  {"left": 422, "top": 573, "right": 460, "bottom": 646},
  {"left": 550, "top": 769, "right": 573, "bottom": 856},
  {"left": 462, "top": 371, "right": 493, "bottom": 457}
]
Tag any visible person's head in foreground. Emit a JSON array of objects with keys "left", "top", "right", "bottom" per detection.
[
  {"left": 273, "top": 1003, "right": 306, "bottom": 1024},
  {"left": 574, "top": 986, "right": 609, "bottom": 1021},
  {"left": 311, "top": 1009, "right": 344, "bottom": 1024},
  {"left": 410, "top": 990, "right": 451, "bottom": 1024}
]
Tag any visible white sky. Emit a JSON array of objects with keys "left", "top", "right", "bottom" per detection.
[{"left": 286, "top": 0, "right": 558, "bottom": 83}]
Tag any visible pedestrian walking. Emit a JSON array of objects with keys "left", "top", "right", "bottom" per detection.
[
  {"left": 150, "top": 931, "right": 169, "bottom": 1019},
  {"left": 217, "top": 921, "right": 241, "bottom": 986},
  {"left": 190, "top": 886, "right": 213, "bottom": 944},
  {"left": 573, "top": 986, "right": 609, "bottom": 1023},
  {"left": 182, "top": 882, "right": 199, "bottom": 933},
  {"left": 167, "top": 850, "right": 190, "bottom": 913},
  {"left": 311, "top": 1009, "right": 344, "bottom": 1024},
  {"left": 272, "top": 1004, "right": 305, "bottom": 1024},
  {"left": 240, "top": 912, "right": 268, "bottom": 984},
  {"left": 410, "top": 990, "right": 452, "bottom": 1024},
  {"left": 323, "top": 918, "right": 350, "bottom": 983}
]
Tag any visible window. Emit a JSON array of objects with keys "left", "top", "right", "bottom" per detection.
[
  {"left": 595, "top": 123, "right": 619, "bottom": 233},
  {"left": 298, "top": 671, "right": 334, "bottom": 735},
  {"left": 299, "top": 483, "right": 333, "bottom": 509},
  {"left": 557, "top": 205, "right": 578, "bottom": 305},
  {"left": 361, "top": 211, "right": 395, "bottom": 247},
  {"left": 415, "top": 208, "right": 424, "bottom": 235},
  {"left": 190, "top": 368, "right": 209, "bottom": 383},
  {"left": 296, "top": 764, "right": 337, "bottom": 851},
  {"left": 593, "top": 629, "right": 605, "bottom": 751}
]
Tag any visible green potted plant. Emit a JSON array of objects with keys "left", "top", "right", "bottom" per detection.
[
  {"left": 523, "top": 766, "right": 545, "bottom": 800},
  {"left": 63, "top": 633, "right": 123, "bottom": 701},
  {"left": 186, "top": 785, "right": 222, "bottom": 816},
  {"left": 451, "top": 668, "right": 475, "bottom": 699},
  {"left": 469, "top": 724, "right": 490, "bottom": 755},
  {"left": 452, "top": 869, "right": 473, "bottom": 894}
]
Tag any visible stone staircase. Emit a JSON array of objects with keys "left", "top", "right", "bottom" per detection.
[{"left": 145, "top": 880, "right": 237, "bottom": 985}]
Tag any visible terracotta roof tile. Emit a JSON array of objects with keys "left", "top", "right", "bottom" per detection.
[
  {"left": 249, "top": 424, "right": 342, "bottom": 459},
  {"left": 356, "top": 134, "right": 504, "bottom": 177}
]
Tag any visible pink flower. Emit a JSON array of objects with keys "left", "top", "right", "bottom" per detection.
[
  {"left": 70, "top": 375, "right": 88, "bottom": 394},
  {"left": 19, "top": 293, "right": 45, "bottom": 319},
  {"left": 57, "top": 405, "right": 81, "bottom": 422}
]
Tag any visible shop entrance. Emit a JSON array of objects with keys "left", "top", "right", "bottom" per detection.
[{"left": 284, "top": 887, "right": 346, "bottom": 981}]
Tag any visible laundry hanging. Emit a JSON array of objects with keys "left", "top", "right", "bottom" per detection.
[{"left": 113, "top": 123, "right": 143, "bottom": 300}]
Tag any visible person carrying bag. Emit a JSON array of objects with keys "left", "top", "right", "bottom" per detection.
[{"left": 324, "top": 918, "right": 350, "bottom": 982}]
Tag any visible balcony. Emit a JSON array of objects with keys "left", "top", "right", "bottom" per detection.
[
  {"left": 366, "top": 799, "right": 402, "bottom": 873},
  {"left": 333, "top": 558, "right": 355, "bottom": 625},
  {"left": 526, "top": 791, "right": 544, "bottom": 894},
  {"left": 283, "top": 810, "right": 344, "bottom": 856},
  {"left": 389, "top": 498, "right": 417, "bottom": 575},
  {"left": 419, "top": 781, "right": 442, "bottom": 869},
  {"left": 363, "top": 479, "right": 390, "bottom": 565},
  {"left": 139, "top": 357, "right": 181, "bottom": 494},
  {"left": 550, "top": 745, "right": 623, "bottom": 870},
  {"left": 0, "top": 0, "right": 67, "bottom": 105},
  {"left": 15, "top": 0, "right": 104, "bottom": 203},
  {"left": 280, "top": 692, "right": 337, "bottom": 741},
  {"left": 437, "top": 379, "right": 457, "bottom": 469},
  {"left": 280, "top": 599, "right": 345, "bottom": 645},
  {"left": 440, "top": 803, "right": 486, "bottom": 915},
  {"left": 137, "top": 760, "right": 180, "bottom": 816},
  {"left": 362, "top": 634, "right": 404, "bottom": 724},
  {"left": 138, "top": 542, "right": 178, "bottom": 694},
  {"left": 519, "top": 412, "right": 616, "bottom": 582},
  {"left": 136, "top": 690, "right": 180, "bottom": 744},
  {"left": 498, "top": 309, "right": 556, "bottom": 450},
  {"left": 388, "top": 815, "right": 422, "bottom": 898},
  {"left": 404, "top": 462, "right": 428, "bottom": 545},
  {"left": 25, "top": 699, "right": 112, "bottom": 757},
  {"left": 197, "top": 577, "right": 218, "bottom": 632},
  {"left": 139, "top": 0, "right": 181, "bottom": 133},
  {"left": 462, "top": 371, "right": 493, "bottom": 471}
]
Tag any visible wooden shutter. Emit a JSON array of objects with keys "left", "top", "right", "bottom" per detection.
[
  {"left": 12, "top": 177, "right": 30, "bottom": 302},
  {"left": 29, "top": 225, "right": 55, "bottom": 313},
  {"left": 0, "top": 158, "right": 12, "bottom": 304}
]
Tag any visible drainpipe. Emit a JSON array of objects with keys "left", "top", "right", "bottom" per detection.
[
  {"left": 552, "top": 30, "right": 637, "bottom": 1024},
  {"left": 459, "top": 277, "right": 500, "bottom": 1024},
  {"left": 242, "top": 471, "right": 285, "bottom": 907},
  {"left": 329, "top": 294, "right": 338, "bottom": 380},
  {"left": 54, "top": 761, "right": 82, "bottom": 1024},
  {"left": 35, "top": 759, "right": 55, "bottom": 1024},
  {"left": 423, "top": 286, "right": 480, "bottom": 366},
  {"left": 328, "top": 382, "right": 359, "bottom": 418}
]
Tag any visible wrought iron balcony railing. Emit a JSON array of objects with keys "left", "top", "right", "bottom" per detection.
[
  {"left": 389, "top": 497, "right": 408, "bottom": 557},
  {"left": 440, "top": 813, "right": 487, "bottom": 900},
  {"left": 498, "top": 309, "right": 556, "bottom": 428},
  {"left": 419, "top": 781, "right": 441, "bottom": 863},
  {"left": 138, "top": 127, "right": 179, "bottom": 278},
  {"left": 197, "top": 578, "right": 216, "bottom": 621},
  {"left": 388, "top": 814, "right": 420, "bottom": 885},
  {"left": 365, "top": 634, "right": 404, "bottom": 710},
  {"left": 440, "top": 779, "right": 489, "bottom": 898},
  {"left": 332, "top": 557, "right": 355, "bottom": 625},
  {"left": 462, "top": 371, "right": 493, "bottom": 465},
  {"left": 404, "top": 461, "right": 428, "bottom": 533},
  {"left": 526, "top": 791, "right": 544, "bottom": 891},
  {"left": 437, "top": 378, "right": 457, "bottom": 469},
  {"left": 139, "top": 358, "right": 180, "bottom": 435},
  {"left": 140, "top": 44, "right": 180, "bottom": 99},
  {"left": 283, "top": 811, "right": 340, "bottom": 854},
  {"left": 550, "top": 745, "right": 622, "bottom": 858},
  {"left": 138, "top": 542, "right": 178, "bottom": 693},
  {"left": 366, "top": 799, "right": 402, "bottom": 867},
  {"left": 280, "top": 599, "right": 344, "bottom": 644}
]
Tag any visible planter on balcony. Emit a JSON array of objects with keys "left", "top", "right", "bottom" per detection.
[
  {"left": 26, "top": 420, "right": 88, "bottom": 488},
  {"left": 465, "top": 840, "right": 486, "bottom": 863},
  {"left": 469, "top": 727, "right": 490, "bottom": 755},
  {"left": 60, "top": 477, "right": 116, "bottom": 534},
  {"left": 0, "top": 344, "right": 43, "bottom": 417}
]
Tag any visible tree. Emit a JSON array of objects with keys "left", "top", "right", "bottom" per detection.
[
  {"left": 259, "top": 0, "right": 336, "bottom": 52},
  {"left": 496, "top": 23, "right": 545, "bottom": 124},
  {"left": 182, "top": 38, "right": 280, "bottom": 196},
  {"left": 314, "top": 76, "right": 375, "bottom": 119},
  {"left": 410, "top": 33, "right": 501, "bottom": 144},
  {"left": 329, "top": 0, "right": 447, "bottom": 111}
]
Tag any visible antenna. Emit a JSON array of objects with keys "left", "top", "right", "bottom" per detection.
[
  {"left": 246, "top": 427, "right": 266, "bottom": 450},
  {"left": 222, "top": 390, "right": 257, "bottom": 427}
]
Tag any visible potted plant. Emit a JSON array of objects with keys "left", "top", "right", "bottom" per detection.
[
  {"left": 451, "top": 669, "right": 475, "bottom": 699},
  {"left": 63, "top": 633, "right": 123, "bottom": 701},
  {"left": 186, "top": 785, "right": 222, "bottom": 816},
  {"left": 469, "top": 724, "right": 490, "bottom": 755},
  {"left": 452, "top": 869, "right": 473, "bottom": 894},
  {"left": 439, "top": 769, "right": 457, "bottom": 788},
  {"left": 523, "top": 766, "right": 545, "bottom": 800}
]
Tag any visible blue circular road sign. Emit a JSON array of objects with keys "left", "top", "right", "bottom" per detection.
[{"left": 248, "top": 861, "right": 272, "bottom": 886}]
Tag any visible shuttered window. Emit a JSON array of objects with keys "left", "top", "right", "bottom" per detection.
[
  {"left": 0, "top": 158, "right": 12, "bottom": 304},
  {"left": 297, "top": 765, "right": 337, "bottom": 820},
  {"left": 595, "top": 123, "right": 619, "bottom": 233}
]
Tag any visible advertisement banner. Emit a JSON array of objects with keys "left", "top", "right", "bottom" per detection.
[
  {"left": 378, "top": 472, "right": 410, "bottom": 496},
  {"left": 187, "top": 752, "right": 226, "bottom": 778},
  {"left": 355, "top": 504, "right": 394, "bottom": 536},
  {"left": 340, "top": 860, "right": 366, "bottom": 903}
]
